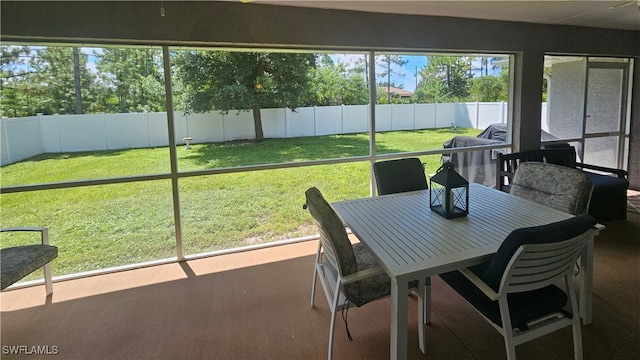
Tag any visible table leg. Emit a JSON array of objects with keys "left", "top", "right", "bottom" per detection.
[
  {"left": 580, "top": 234, "right": 594, "bottom": 325},
  {"left": 417, "top": 278, "right": 426, "bottom": 354},
  {"left": 390, "top": 280, "right": 409, "bottom": 360}
]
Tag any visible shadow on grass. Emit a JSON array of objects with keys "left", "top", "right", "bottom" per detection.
[
  {"left": 376, "top": 128, "right": 463, "bottom": 153},
  {"left": 17, "top": 149, "right": 128, "bottom": 163},
  {"left": 6, "top": 128, "right": 468, "bottom": 173},
  {"left": 182, "top": 133, "right": 407, "bottom": 169}
]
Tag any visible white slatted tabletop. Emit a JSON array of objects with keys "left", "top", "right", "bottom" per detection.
[{"left": 332, "top": 183, "right": 573, "bottom": 280}]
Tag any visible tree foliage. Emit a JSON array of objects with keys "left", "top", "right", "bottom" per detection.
[
  {"left": 1, "top": 45, "right": 510, "bottom": 136},
  {"left": 1, "top": 46, "right": 35, "bottom": 117},
  {"left": 468, "top": 74, "right": 507, "bottom": 102},
  {"left": 30, "top": 47, "right": 97, "bottom": 115},
  {"left": 1, "top": 46, "right": 98, "bottom": 116},
  {"left": 303, "top": 55, "right": 368, "bottom": 106},
  {"left": 94, "top": 48, "right": 165, "bottom": 113},
  {"left": 0, "top": 46, "right": 165, "bottom": 117},
  {"left": 414, "top": 56, "right": 472, "bottom": 103},
  {"left": 172, "top": 50, "right": 316, "bottom": 140}
]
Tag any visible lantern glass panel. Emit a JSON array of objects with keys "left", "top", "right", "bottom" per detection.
[{"left": 429, "top": 162, "right": 469, "bottom": 219}]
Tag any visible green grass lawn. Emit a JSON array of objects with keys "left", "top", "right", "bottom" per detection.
[{"left": 1, "top": 128, "right": 480, "bottom": 278}]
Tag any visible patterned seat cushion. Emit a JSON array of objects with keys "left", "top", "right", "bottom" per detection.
[
  {"left": 305, "top": 187, "right": 420, "bottom": 308},
  {"left": 349, "top": 243, "right": 392, "bottom": 306},
  {"left": 349, "top": 243, "right": 420, "bottom": 307},
  {"left": 510, "top": 162, "right": 593, "bottom": 215},
  {"left": 1, "top": 245, "right": 58, "bottom": 290}
]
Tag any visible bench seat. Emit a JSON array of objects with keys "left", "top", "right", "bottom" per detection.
[
  {"left": 0, "top": 227, "right": 58, "bottom": 295},
  {"left": 1, "top": 245, "right": 58, "bottom": 290}
]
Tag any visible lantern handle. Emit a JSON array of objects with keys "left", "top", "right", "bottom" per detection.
[{"left": 438, "top": 161, "right": 455, "bottom": 172}]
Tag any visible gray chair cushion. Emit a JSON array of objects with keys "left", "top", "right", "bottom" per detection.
[
  {"left": 1, "top": 245, "right": 58, "bottom": 290},
  {"left": 351, "top": 243, "right": 392, "bottom": 306},
  {"left": 510, "top": 162, "right": 593, "bottom": 215},
  {"left": 497, "top": 147, "right": 629, "bottom": 221}
]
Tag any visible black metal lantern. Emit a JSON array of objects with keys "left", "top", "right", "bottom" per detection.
[{"left": 429, "top": 161, "right": 469, "bottom": 219}]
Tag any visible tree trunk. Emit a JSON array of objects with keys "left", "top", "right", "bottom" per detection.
[
  {"left": 252, "top": 104, "right": 264, "bottom": 141},
  {"left": 73, "top": 47, "right": 83, "bottom": 114},
  {"left": 387, "top": 60, "right": 391, "bottom": 104}
]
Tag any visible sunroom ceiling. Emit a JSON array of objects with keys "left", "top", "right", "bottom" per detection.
[{"left": 238, "top": 0, "right": 640, "bottom": 31}]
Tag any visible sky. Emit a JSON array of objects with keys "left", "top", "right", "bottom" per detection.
[
  {"left": 397, "top": 55, "right": 428, "bottom": 92},
  {"left": 330, "top": 53, "right": 507, "bottom": 93},
  {"left": 8, "top": 47, "right": 502, "bottom": 94},
  {"left": 331, "top": 53, "right": 427, "bottom": 92}
]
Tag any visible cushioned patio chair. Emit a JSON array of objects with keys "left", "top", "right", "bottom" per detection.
[
  {"left": 372, "top": 157, "right": 433, "bottom": 324},
  {"left": 1, "top": 227, "right": 58, "bottom": 295},
  {"left": 510, "top": 162, "right": 594, "bottom": 215},
  {"left": 304, "top": 187, "right": 426, "bottom": 360},
  {"left": 440, "top": 214, "right": 598, "bottom": 360},
  {"left": 496, "top": 147, "right": 629, "bottom": 221},
  {"left": 373, "top": 157, "right": 428, "bottom": 195}
]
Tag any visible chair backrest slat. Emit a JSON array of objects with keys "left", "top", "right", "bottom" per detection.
[
  {"left": 511, "top": 256, "right": 574, "bottom": 277},
  {"left": 312, "top": 218, "right": 341, "bottom": 272},
  {"left": 500, "top": 232, "right": 591, "bottom": 294},
  {"left": 513, "top": 242, "right": 583, "bottom": 272}
]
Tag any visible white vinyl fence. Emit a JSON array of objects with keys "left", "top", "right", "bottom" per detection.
[{"left": 0, "top": 102, "right": 529, "bottom": 166}]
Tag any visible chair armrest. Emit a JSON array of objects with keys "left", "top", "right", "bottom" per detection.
[
  {"left": 341, "top": 266, "right": 386, "bottom": 285},
  {"left": 577, "top": 163, "right": 628, "bottom": 179},
  {"left": 0, "top": 227, "right": 49, "bottom": 245},
  {"left": 458, "top": 267, "right": 500, "bottom": 301}
]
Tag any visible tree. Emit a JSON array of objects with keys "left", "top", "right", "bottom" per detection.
[
  {"left": 303, "top": 55, "right": 368, "bottom": 106},
  {"left": 414, "top": 56, "right": 472, "bottom": 103},
  {"left": 173, "top": 50, "right": 315, "bottom": 141},
  {"left": 31, "top": 47, "right": 75, "bottom": 114},
  {"left": 342, "top": 72, "right": 369, "bottom": 105},
  {"left": 94, "top": 48, "right": 165, "bottom": 113},
  {"left": 0, "top": 46, "right": 37, "bottom": 117},
  {"left": 376, "top": 55, "right": 408, "bottom": 104},
  {"left": 1, "top": 46, "right": 167, "bottom": 117},
  {"left": 468, "top": 75, "right": 506, "bottom": 102},
  {"left": 352, "top": 56, "right": 370, "bottom": 87},
  {"left": 2, "top": 47, "right": 94, "bottom": 116}
]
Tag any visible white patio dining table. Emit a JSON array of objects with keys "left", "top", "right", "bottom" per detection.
[{"left": 331, "top": 183, "right": 600, "bottom": 359}]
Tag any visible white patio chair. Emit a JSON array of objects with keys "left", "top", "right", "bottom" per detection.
[
  {"left": 440, "top": 215, "right": 598, "bottom": 360},
  {"left": 304, "top": 187, "right": 426, "bottom": 360}
]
